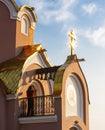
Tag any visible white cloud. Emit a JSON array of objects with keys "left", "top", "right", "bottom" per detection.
[
  {"left": 82, "top": 3, "right": 97, "bottom": 14},
  {"left": 36, "top": 0, "right": 77, "bottom": 24},
  {"left": 60, "top": 0, "right": 76, "bottom": 10},
  {"left": 55, "top": 9, "right": 75, "bottom": 22},
  {"left": 15, "top": 0, "right": 77, "bottom": 24},
  {"left": 78, "top": 26, "right": 105, "bottom": 48}
]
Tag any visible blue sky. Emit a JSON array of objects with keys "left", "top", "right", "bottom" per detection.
[{"left": 15, "top": 0, "right": 105, "bottom": 129}]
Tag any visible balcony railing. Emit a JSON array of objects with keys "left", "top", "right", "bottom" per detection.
[{"left": 18, "top": 95, "right": 55, "bottom": 117}]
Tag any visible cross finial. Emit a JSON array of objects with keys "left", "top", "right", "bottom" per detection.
[{"left": 68, "top": 29, "right": 76, "bottom": 55}]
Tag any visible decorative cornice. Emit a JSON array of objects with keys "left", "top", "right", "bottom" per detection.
[
  {"left": 18, "top": 5, "right": 37, "bottom": 29},
  {"left": 0, "top": 0, "right": 37, "bottom": 25},
  {"left": 19, "top": 115, "right": 57, "bottom": 124},
  {"left": 6, "top": 94, "right": 18, "bottom": 100},
  {"left": 0, "top": 0, "right": 18, "bottom": 19}
]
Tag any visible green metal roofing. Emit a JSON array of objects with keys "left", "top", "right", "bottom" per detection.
[
  {"left": 0, "top": 45, "right": 41, "bottom": 94},
  {"left": 0, "top": 65, "right": 22, "bottom": 94}
]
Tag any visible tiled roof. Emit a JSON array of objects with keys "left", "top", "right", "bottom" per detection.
[{"left": 0, "top": 45, "right": 41, "bottom": 94}]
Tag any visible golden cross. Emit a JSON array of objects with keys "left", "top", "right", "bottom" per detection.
[{"left": 68, "top": 29, "right": 76, "bottom": 55}]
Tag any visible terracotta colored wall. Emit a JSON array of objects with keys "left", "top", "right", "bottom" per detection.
[
  {"left": 0, "top": 2, "right": 16, "bottom": 63},
  {"left": 20, "top": 122, "right": 60, "bottom": 130},
  {"left": 0, "top": 86, "right": 6, "bottom": 130},
  {"left": 7, "top": 97, "right": 19, "bottom": 130},
  {"left": 16, "top": 20, "right": 34, "bottom": 56},
  {"left": 61, "top": 61, "right": 89, "bottom": 130},
  {"left": 0, "top": 2, "right": 35, "bottom": 62}
]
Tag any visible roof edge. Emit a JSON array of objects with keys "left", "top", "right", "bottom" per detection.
[{"left": 10, "top": 0, "right": 19, "bottom": 11}]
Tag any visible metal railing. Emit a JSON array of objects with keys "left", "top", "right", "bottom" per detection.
[{"left": 18, "top": 95, "right": 55, "bottom": 117}]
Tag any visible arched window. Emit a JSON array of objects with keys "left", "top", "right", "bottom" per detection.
[
  {"left": 66, "top": 74, "right": 84, "bottom": 121},
  {"left": 21, "top": 16, "right": 29, "bottom": 35},
  {"left": 70, "top": 127, "right": 78, "bottom": 130},
  {"left": 70, "top": 126, "right": 82, "bottom": 130}
]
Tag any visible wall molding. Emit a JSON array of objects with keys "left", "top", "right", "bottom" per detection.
[{"left": 19, "top": 115, "right": 57, "bottom": 124}]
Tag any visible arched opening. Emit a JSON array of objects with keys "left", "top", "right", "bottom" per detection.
[
  {"left": 29, "top": 81, "right": 44, "bottom": 116},
  {"left": 70, "top": 127, "right": 78, "bottom": 130},
  {"left": 66, "top": 74, "right": 84, "bottom": 121},
  {"left": 18, "top": 79, "right": 55, "bottom": 117},
  {"left": 31, "top": 80, "right": 44, "bottom": 96},
  {"left": 70, "top": 125, "right": 82, "bottom": 130},
  {"left": 21, "top": 16, "right": 30, "bottom": 35},
  {"left": 25, "top": 80, "right": 44, "bottom": 116},
  {"left": 18, "top": 80, "right": 43, "bottom": 117},
  {"left": 26, "top": 85, "right": 35, "bottom": 116}
]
